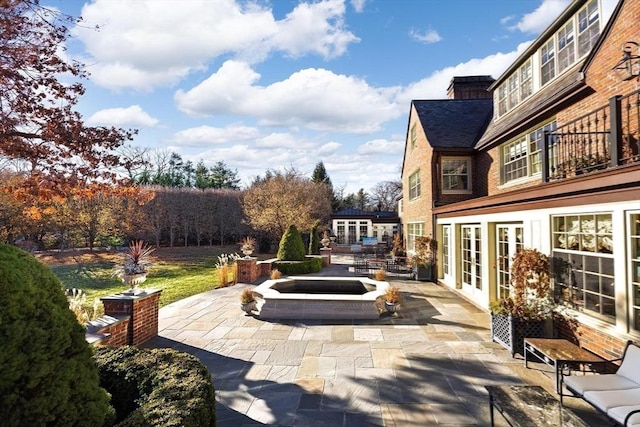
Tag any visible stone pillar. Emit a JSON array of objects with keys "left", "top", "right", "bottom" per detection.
[
  {"left": 320, "top": 247, "right": 332, "bottom": 267},
  {"left": 237, "top": 257, "right": 260, "bottom": 283},
  {"left": 101, "top": 289, "right": 162, "bottom": 346}
]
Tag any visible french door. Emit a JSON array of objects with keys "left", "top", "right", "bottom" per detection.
[
  {"left": 461, "top": 225, "right": 482, "bottom": 294},
  {"left": 496, "top": 224, "right": 524, "bottom": 299}
]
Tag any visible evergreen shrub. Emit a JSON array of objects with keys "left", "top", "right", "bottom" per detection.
[
  {"left": 94, "top": 346, "right": 216, "bottom": 427},
  {"left": 273, "top": 257, "right": 323, "bottom": 275},
  {"left": 0, "top": 243, "right": 111, "bottom": 426},
  {"left": 308, "top": 222, "right": 320, "bottom": 255},
  {"left": 277, "top": 225, "right": 306, "bottom": 261}
]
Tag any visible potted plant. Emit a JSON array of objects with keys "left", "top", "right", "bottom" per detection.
[
  {"left": 240, "top": 288, "right": 256, "bottom": 314},
  {"left": 490, "top": 248, "right": 553, "bottom": 357},
  {"left": 113, "top": 240, "right": 154, "bottom": 293},
  {"left": 390, "top": 233, "right": 406, "bottom": 261},
  {"left": 410, "top": 236, "right": 434, "bottom": 281},
  {"left": 383, "top": 285, "right": 402, "bottom": 313},
  {"left": 240, "top": 236, "right": 256, "bottom": 258},
  {"left": 374, "top": 268, "right": 387, "bottom": 281}
]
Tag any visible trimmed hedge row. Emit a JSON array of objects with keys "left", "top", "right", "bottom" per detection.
[
  {"left": 273, "top": 256, "right": 323, "bottom": 275},
  {"left": 94, "top": 346, "right": 216, "bottom": 427}
]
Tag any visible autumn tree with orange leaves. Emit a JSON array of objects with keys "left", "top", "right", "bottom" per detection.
[
  {"left": 0, "top": 0, "right": 135, "bottom": 189},
  {"left": 0, "top": 1, "right": 144, "bottom": 244}
]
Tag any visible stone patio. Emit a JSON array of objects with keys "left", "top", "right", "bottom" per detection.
[{"left": 144, "top": 255, "right": 608, "bottom": 426}]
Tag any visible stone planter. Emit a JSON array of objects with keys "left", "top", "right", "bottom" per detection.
[
  {"left": 384, "top": 301, "right": 399, "bottom": 313},
  {"left": 491, "top": 313, "right": 547, "bottom": 357},
  {"left": 414, "top": 264, "right": 432, "bottom": 281},
  {"left": 122, "top": 273, "right": 147, "bottom": 287}
]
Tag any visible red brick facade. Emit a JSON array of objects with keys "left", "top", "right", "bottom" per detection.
[
  {"left": 100, "top": 289, "right": 162, "bottom": 346},
  {"left": 237, "top": 258, "right": 261, "bottom": 283}
]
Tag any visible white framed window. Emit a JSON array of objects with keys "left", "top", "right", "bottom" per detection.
[
  {"left": 540, "top": 39, "right": 555, "bottom": 85},
  {"left": 557, "top": 21, "right": 575, "bottom": 73},
  {"left": 498, "top": 85, "right": 507, "bottom": 116},
  {"left": 409, "top": 170, "right": 421, "bottom": 200},
  {"left": 494, "top": 0, "right": 602, "bottom": 117},
  {"left": 407, "top": 222, "right": 424, "bottom": 252},
  {"left": 501, "top": 121, "right": 556, "bottom": 184},
  {"left": 552, "top": 212, "right": 615, "bottom": 323},
  {"left": 578, "top": 0, "right": 599, "bottom": 57},
  {"left": 441, "top": 157, "right": 471, "bottom": 193},
  {"left": 519, "top": 60, "right": 532, "bottom": 101}
]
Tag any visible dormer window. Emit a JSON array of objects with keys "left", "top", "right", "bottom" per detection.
[
  {"left": 495, "top": 0, "right": 601, "bottom": 119},
  {"left": 578, "top": 0, "right": 599, "bottom": 57},
  {"left": 540, "top": 39, "right": 556, "bottom": 85}
]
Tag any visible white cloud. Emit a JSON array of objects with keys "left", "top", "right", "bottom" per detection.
[
  {"left": 512, "top": 0, "right": 571, "bottom": 34},
  {"left": 72, "top": 0, "right": 358, "bottom": 91},
  {"left": 317, "top": 141, "right": 341, "bottom": 155},
  {"left": 175, "top": 60, "right": 402, "bottom": 134},
  {"left": 410, "top": 29, "right": 442, "bottom": 44},
  {"left": 397, "top": 41, "right": 531, "bottom": 102},
  {"left": 357, "top": 138, "right": 404, "bottom": 155},
  {"left": 350, "top": 0, "right": 367, "bottom": 13},
  {"left": 86, "top": 105, "right": 158, "bottom": 127},
  {"left": 171, "top": 124, "right": 260, "bottom": 146}
]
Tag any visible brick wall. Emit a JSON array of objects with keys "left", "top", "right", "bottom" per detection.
[
  {"left": 100, "top": 289, "right": 162, "bottom": 346},
  {"left": 237, "top": 258, "right": 260, "bottom": 283},
  {"left": 402, "top": 106, "right": 435, "bottom": 238},
  {"left": 86, "top": 315, "right": 130, "bottom": 346},
  {"left": 554, "top": 313, "right": 628, "bottom": 360}
]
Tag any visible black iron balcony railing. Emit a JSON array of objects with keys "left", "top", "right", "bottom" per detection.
[{"left": 543, "top": 89, "right": 640, "bottom": 181}]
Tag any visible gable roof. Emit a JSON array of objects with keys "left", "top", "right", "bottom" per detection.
[{"left": 413, "top": 99, "right": 493, "bottom": 149}]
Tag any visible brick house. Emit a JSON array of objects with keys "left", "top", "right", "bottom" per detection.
[{"left": 399, "top": 0, "right": 640, "bottom": 356}]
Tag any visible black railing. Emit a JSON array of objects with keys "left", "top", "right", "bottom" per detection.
[{"left": 543, "top": 90, "right": 640, "bottom": 181}]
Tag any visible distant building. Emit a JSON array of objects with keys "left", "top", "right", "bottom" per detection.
[{"left": 330, "top": 209, "right": 399, "bottom": 247}]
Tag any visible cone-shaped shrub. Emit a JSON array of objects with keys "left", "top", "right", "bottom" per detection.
[
  {"left": 0, "top": 243, "right": 111, "bottom": 426},
  {"left": 308, "top": 222, "right": 320, "bottom": 255},
  {"left": 277, "top": 225, "right": 306, "bottom": 261}
]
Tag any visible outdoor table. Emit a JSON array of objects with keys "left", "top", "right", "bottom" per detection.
[
  {"left": 486, "top": 385, "right": 588, "bottom": 427},
  {"left": 524, "top": 338, "right": 606, "bottom": 394}
]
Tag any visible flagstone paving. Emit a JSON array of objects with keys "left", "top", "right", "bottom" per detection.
[{"left": 145, "top": 255, "right": 609, "bottom": 426}]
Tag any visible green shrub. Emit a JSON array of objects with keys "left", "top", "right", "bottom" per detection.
[
  {"left": 273, "top": 257, "right": 323, "bottom": 275},
  {"left": 94, "top": 346, "right": 216, "bottom": 427},
  {"left": 277, "top": 224, "right": 306, "bottom": 261},
  {"left": 308, "top": 222, "right": 320, "bottom": 255},
  {"left": 0, "top": 243, "right": 111, "bottom": 426}
]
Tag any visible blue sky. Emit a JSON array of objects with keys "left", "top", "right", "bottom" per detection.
[{"left": 50, "top": 0, "right": 576, "bottom": 193}]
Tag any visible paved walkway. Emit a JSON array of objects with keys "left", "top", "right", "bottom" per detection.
[{"left": 145, "top": 255, "right": 607, "bottom": 426}]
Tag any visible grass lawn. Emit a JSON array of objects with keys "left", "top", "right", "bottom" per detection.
[{"left": 37, "top": 245, "right": 250, "bottom": 309}]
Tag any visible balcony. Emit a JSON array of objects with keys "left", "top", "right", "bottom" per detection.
[{"left": 544, "top": 89, "right": 640, "bottom": 181}]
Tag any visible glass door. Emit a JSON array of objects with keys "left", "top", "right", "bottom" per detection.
[
  {"left": 496, "top": 224, "right": 524, "bottom": 299},
  {"left": 462, "top": 225, "right": 482, "bottom": 294}
]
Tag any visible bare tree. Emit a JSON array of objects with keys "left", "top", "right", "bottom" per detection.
[
  {"left": 243, "top": 169, "right": 332, "bottom": 241},
  {"left": 369, "top": 180, "right": 402, "bottom": 211}
]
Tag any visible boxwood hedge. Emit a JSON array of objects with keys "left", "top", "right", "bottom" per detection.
[
  {"left": 94, "top": 346, "right": 216, "bottom": 427},
  {"left": 273, "top": 256, "right": 323, "bottom": 275}
]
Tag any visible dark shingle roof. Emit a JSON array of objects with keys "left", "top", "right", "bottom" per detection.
[
  {"left": 332, "top": 209, "right": 397, "bottom": 218},
  {"left": 413, "top": 99, "right": 493, "bottom": 149}
]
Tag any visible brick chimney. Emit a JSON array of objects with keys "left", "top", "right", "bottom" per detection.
[{"left": 447, "top": 75, "right": 495, "bottom": 99}]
